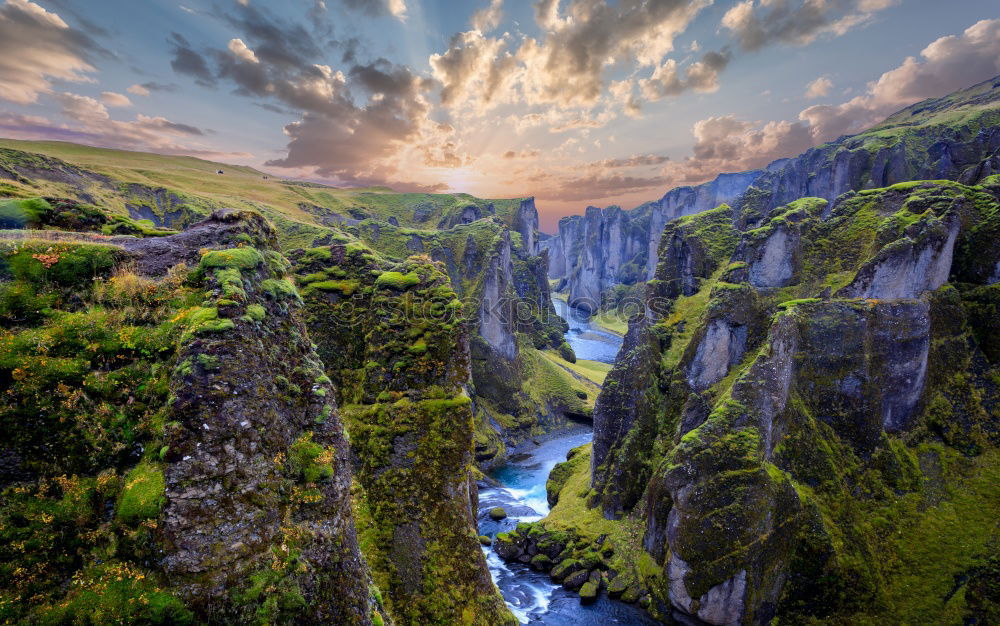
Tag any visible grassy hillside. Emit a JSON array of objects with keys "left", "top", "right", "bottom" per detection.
[{"left": 0, "top": 139, "right": 527, "bottom": 248}]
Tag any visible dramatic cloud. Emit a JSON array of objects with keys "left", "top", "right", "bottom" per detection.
[
  {"left": 800, "top": 18, "right": 1000, "bottom": 140},
  {"left": 0, "top": 0, "right": 102, "bottom": 104},
  {"left": 100, "top": 91, "right": 132, "bottom": 107},
  {"left": 430, "top": 30, "right": 513, "bottom": 112},
  {"left": 339, "top": 0, "right": 407, "bottom": 20},
  {"left": 431, "top": 0, "right": 712, "bottom": 115},
  {"left": 263, "top": 60, "right": 432, "bottom": 184},
  {"left": 661, "top": 19, "right": 1000, "bottom": 191},
  {"left": 471, "top": 0, "right": 503, "bottom": 32},
  {"left": 804, "top": 76, "right": 832, "bottom": 98},
  {"left": 721, "top": 0, "right": 898, "bottom": 51}
]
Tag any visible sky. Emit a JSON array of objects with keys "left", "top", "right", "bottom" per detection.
[{"left": 0, "top": 1, "right": 998, "bottom": 231}]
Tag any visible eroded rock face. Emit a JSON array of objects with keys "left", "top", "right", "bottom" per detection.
[
  {"left": 746, "top": 227, "right": 797, "bottom": 289},
  {"left": 290, "top": 246, "right": 514, "bottom": 624},
  {"left": 143, "top": 211, "right": 375, "bottom": 623},
  {"left": 479, "top": 231, "right": 518, "bottom": 360},
  {"left": 544, "top": 170, "right": 763, "bottom": 310},
  {"left": 687, "top": 320, "right": 748, "bottom": 392},
  {"left": 590, "top": 174, "right": 1000, "bottom": 624},
  {"left": 838, "top": 214, "right": 960, "bottom": 299}
]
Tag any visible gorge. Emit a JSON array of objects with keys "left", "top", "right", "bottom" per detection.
[{"left": 0, "top": 74, "right": 998, "bottom": 626}]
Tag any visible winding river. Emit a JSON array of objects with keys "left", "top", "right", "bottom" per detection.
[{"left": 476, "top": 300, "right": 659, "bottom": 624}]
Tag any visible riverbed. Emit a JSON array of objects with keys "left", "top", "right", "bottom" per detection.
[{"left": 476, "top": 300, "right": 659, "bottom": 624}]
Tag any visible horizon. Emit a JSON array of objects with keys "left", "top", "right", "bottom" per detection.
[{"left": 0, "top": 1, "right": 998, "bottom": 230}]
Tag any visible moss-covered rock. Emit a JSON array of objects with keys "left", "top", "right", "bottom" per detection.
[{"left": 588, "top": 178, "right": 1000, "bottom": 624}]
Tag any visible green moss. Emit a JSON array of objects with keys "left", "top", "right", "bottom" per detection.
[
  {"left": 180, "top": 306, "right": 235, "bottom": 342},
  {"left": 38, "top": 563, "right": 193, "bottom": 625},
  {"left": 198, "top": 246, "right": 264, "bottom": 271},
  {"left": 116, "top": 462, "right": 165, "bottom": 524},
  {"left": 245, "top": 303, "right": 266, "bottom": 321},
  {"left": 288, "top": 432, "right": 334, "bottom": 483},
  {"left": 2, "top": 241, "right": 122, "bottom": 288},
  {"left": 374, "top": 271, "right": 420, "bottom": 290},
  {"left": 306, "top": 279, "right": 359, "bottom": 295},
  {"left": 0, "top": 197, "right": 50, "bottom": 227},
  {"left": 261, "top": 278, "right": 299, "bottom": 300}
]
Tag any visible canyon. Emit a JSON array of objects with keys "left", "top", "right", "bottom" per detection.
[{"left": 0, "top": 75, "right": 998, "bottom": 626}]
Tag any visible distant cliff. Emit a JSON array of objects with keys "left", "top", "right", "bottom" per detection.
[
  {"left": 543, "top": 170, "right": 766, "bottom": 312},
  {"left": 546, "top": 76, "right": 1000, "bottom": 312}
]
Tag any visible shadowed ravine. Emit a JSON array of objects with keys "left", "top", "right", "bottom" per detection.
[{"left": 477, "top": 303, "right": 657, "bottom": 624}]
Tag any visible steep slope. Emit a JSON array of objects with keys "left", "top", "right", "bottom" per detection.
[
  {"left": 0, "top": 141, "right": 584, "bottom": 467},
  {"left": 547, "top": 75, "right": 1000, "bottom": 313},
  {"left": 575, "top": 178, "right": 1000, "bottom": 624},
  {"left": 345, "top": 211, "right": 596, "bottom": 466},
  {"left": 543, "top": 170, "right": 766, "bottom": 312},
  {"left": 289, "top": 243, "right": 514, "bottom": 624},
  {"left": 0, "top": 209, "right": 378, "bottom": 623}
]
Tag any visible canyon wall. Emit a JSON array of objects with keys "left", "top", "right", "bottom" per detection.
[{"left": 547, "top": 76, "right": 1000, "bottom": 313}]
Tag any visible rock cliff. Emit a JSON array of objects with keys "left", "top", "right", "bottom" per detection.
[
  {"left": 543, "top": 170, "right": 764, "bottom": 312},
  {"left": 345, "top": 207, "right": 593, "bottom": 467},
  {"left": 546, "top": 76, "right": 1000, "bottom": 314},
  {"left": 586, "top": 178, "right": 1000, "bottom": 624},
  {"left": 0, "top": 209, "right": 379, "bottom": 623},
  {"left": 290, "top": 243, "right": 514, "bottom": 624}
]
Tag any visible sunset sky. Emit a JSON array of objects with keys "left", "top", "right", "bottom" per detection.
[{"left": 0, "top": 0, "right": 998, "bottom": 230}]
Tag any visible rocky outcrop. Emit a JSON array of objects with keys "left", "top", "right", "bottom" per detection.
[
  {"left": 291, "top": 244, "right": 514, "bottom": 624},
  {"left": 547, "top": 76, "right": 1000, "bottom": 310},
  {"left": 160, "top": 213, "right": 374, "bottom": 623},
  {"left": 349, "top": 203, "right": 585, "bottom": 467},
  {"left": 543, "top": 170, "right": 764, "bottom": 311},
  {"left": 589, "top": 178, "right": 1000, "bottom": 624},
  {"left": 0, "top": 209, "right": 379, "bottom": 624},
  {"left": 513, "top": 197, "right": 540, "bottom": 256}
]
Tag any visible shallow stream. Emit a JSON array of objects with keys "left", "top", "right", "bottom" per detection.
[{"left": 476, "top": 301, "right": 658, "bottom": 624}]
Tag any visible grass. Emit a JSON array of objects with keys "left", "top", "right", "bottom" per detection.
[
  {"left": 0, "top": 139, "right": 532, "bottom": 246},
  {"left": 591, "top": 310, "right": 627, "bottom": 336},
  {"left": 876, "top": 448, "right": 1000, "bottom": 623},
  {"left": 539, "top": 350, "right": 612, "bottom": 386}
]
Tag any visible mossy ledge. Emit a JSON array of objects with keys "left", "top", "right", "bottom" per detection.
[{"left": 0, "top": 209, "right": 377, "bottom": 624}]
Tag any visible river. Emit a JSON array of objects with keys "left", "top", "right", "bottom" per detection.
[{"left": 476, "top": 299, "right": 659, "bottom": 624}]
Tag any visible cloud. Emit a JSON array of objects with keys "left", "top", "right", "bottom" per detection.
[
  {"left": 804, "top": 76, "right": 832, "bottom": 98},
  {"left": 339, "top": 0, "right": 407, "bottom": 20},
  {"left": 799, "top": 18, "right": 1000, "bottom": 140},
  {"left": 100, "top": 91, "right": 132, "bottom": 107},
  {"left": 227, "top": 38, "right": 259, "bottom": 63},
  {"left": 261, "top": 58, "right": 436, "bottom": 186},
  {"left": 0, "top": 0, "right": 103, "bottom": 105},
  {"left": 639, "top": 49, "right": 732, "bottom": 101},
  {"left": 587, "top": 154, "right": 671, "bottom": 169},
  {"left": 431, "top": 0, "right": 712, "bottom": 116},
  {"left": 0, "top": 92, "right": 248, "bottom": 158},
  {"left": 430, "top": 30, "right": 515, "bottom": 113},
  {"left": 655, "top": 18, "right": 1000, "bottom": 194},
  {"left": 127, "top": 84, "right": 150, "bottom": 96},
  {"left": 169, "top": 32, "right": 215, "bottom": 84},
  {"left": 471, "top": 0, "right": 503, "bottom": 32},
  {"left": 656, "top": 115, "right": 813, "bottom": 185},
  {"left": 721, "top": 0, "right": 899, "bottom": 51}
]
